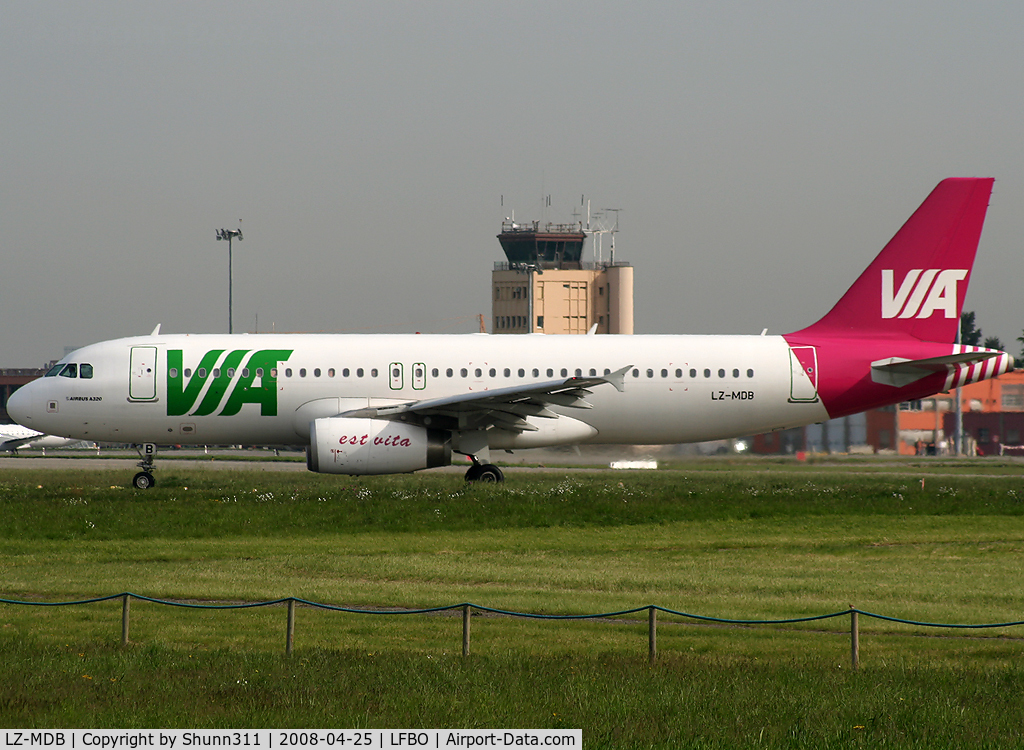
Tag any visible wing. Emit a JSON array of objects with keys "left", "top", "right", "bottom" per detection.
[
  {"left": 341, "top": 365, "right": 632, "bottom": 433},
  {"left": 0, "top": 427, "right": 45, "bottom": 452}
]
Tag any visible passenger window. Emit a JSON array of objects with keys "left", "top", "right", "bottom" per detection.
[
  {"left": 504, "top": 368, "right": 511, "bottom": 377},
  {"left": 431, "top": 368, "right": 439, "bottom": 377},
  {"left": 589, "top": 369, "right": 597, "bottom": 376},
  {"left": 80, "top": 363, "right": 94, "bottom": 379},
  {"left": 256, "top": 368, "right": 264, "bottom": 378},
  {"left": 328, "top": 368, "right": 335, "bottom": 377},
  {"left": 661, "top": 369, "right": 668, "bottom": 378},
  {"left": 184, "top": 368, "right": 192, "bottom": 378},
  {"left": 299, "top": 368, "right": 306, "bottom": 377},
  {"left": 370, "top": 368, "right": 378, "bottom": 377},
  {"left": 704, "top": 369, "right": 711, "bottom": 378},
  {"left": 532, "top": 369, "right": 539, "bottom": 377},
  {"left": 647, "top": 369, "right": 654, "bottom": 378},
  {"left": 343, "top": 368, "right": 350, "bottom": 377},
  {"left": 747, "top": 369, "right": 754, "bottom": 378},
  {"left": 214, "top": 369, "right": 221, "bottom": 378},
  {"left": 561, "top": 368, "right": 568, "bottom": 377},
  {"left": 200, "top": 368, "right": 209, "bottom": 378},
  {"left": 489, "top": 368, "right": 496, "bottom": 377},
  {"left": 690, "top": 369, "right": 696, "bottom": 378},
  {"left": 446, "top": 368, "right": 453, "bottom": 377},
  {"left": 475, "top": 368, "right": 482, "bottom": 377},
  {"left": 718, "top": 369, "right": 726, "bottom": 378},
  {"left": 675, "top": 369, "right": 682, "bottom": 378},
  {"left": 356, "top": 368, "right": 364, "bottom": 378},
  {"left": 518, "top": 368, "right": 525, "bottom": 377},
  {"left": 632, "top": 369, "right": 639, "bottom": 378},
  {"left": 546, "top": 368, "right": 553, "bottom": 377},
  {"left": 575, "top": 369, "right": 582, "bottom": 377},
  {"left": 242, "top": 369, "right": 250, "bottom": 378},
  {"left": 732, "top": 369, "right": 739, "bottom": 378},
  {"left": 461, "top": 368, "right": 468, "bottom": 378}
]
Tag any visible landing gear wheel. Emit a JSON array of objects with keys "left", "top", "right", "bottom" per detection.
[
  {"left": 132, "top": 471, "right": 156, "bottom": 490},
  {"left": 132, "top": 443, "right": 158, "bottom": 489},
  {"left": 478, "top": 464, "right": 504, "bottom": 482},
  {"left": 465, "top": 463, "right": 503, "bottom": 483}
]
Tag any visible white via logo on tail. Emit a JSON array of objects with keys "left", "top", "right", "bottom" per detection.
[{"left": 881, "top": 269, "right": 968, "bottom": 319}]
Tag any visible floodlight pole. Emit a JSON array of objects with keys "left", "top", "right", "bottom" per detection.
[{"left": 216, "top": 228, "right": 243, "bottom": 334}]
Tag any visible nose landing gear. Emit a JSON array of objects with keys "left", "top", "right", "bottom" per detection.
[{"left": 132, "top": 443, "right": 157, "bottom": 489}]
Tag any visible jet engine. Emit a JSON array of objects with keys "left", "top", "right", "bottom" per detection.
[{"left": 307, "top": 417, "right": 451, "bottom": 475}]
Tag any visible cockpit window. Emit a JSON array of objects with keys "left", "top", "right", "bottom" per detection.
[{"left": 45, "top": 362, "right": 92, "bottom": 378}]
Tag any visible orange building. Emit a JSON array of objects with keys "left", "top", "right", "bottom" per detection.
[
  {"left": 751, "top": 368, "right": 1024, "bottom": 456},
  {"left": 894, "top": 368, "right": 1024, "bottom": 455}
]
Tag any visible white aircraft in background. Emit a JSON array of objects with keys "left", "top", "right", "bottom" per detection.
[
  {"left": 8, "top": 178, "right": 1014, "bottom": 488},
  {"left": 0, "top": 423, "right": 78, "bottom": 453}
]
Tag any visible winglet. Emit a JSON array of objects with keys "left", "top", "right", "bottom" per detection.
[
  {"left": 150, "top": 324, "right": 162, "bottom": 336},
  {"left": 601, "top": 365, "right": 632, "bottom": 393}
]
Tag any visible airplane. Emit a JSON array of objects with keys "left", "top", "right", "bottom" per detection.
[
  {"left": 7, "top": 178, "right": 1015, "bottom": 489},
  {"left": 0, "top": 423, "right": 78, "bottom": 452}
]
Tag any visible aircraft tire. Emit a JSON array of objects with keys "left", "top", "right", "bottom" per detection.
[
  {"left": 476, "top": 464, "right": 504, "bottom": 483},
  {"left": 133, "top": 471, "right": 156, "bottom": 490}
]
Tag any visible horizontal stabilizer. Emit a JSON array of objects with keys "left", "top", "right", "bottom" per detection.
[{"left": 871, "top": 350, "right": 1007, "bottom": 388}]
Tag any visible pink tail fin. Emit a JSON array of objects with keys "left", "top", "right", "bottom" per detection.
[{"left": 790, "top": 178, "right": 994, "bottom": 343}]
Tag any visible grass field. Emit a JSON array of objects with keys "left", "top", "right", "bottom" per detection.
[{"left": 3, "top": 459, "right": 1024, "bottom": 746}]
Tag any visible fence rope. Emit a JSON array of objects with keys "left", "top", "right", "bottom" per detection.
[{"left": 4, "top": 593, "right": 1024, "bottom": 630}]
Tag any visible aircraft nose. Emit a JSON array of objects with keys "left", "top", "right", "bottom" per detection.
[{"left": 7, "top": 383, "right": 34, "bottom": 426}]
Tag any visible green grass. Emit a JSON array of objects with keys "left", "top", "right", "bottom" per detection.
[
  {"left": 5, "top": 641, "right": 1024, "bottom": 747},
  {"left": 3, "top": 462, "right": 1024, "bottom": 745}
]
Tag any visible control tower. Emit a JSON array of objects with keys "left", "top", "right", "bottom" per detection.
[{"left": 492, "top": 219, "right": 633, "bottom": 334}]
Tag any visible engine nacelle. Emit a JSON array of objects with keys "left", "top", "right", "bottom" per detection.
[{"left": 307, "top": 417, "right": 451, "bottom": 475}]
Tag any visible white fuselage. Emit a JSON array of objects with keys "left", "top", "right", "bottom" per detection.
[{"left": 11, "top": 332, "right": 828, "bottom": 448}]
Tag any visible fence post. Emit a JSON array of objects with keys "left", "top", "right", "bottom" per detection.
[
  {"left": 648, "top": 606, "right": 657, "bottom": 664},
  {"left": 286, "top": 599, "right": 296, "bottom": 656},
  {"left": 462, "top": 604, "right": 471, "bottom": 657},
  {"left": 121, "top": 594, "right": 130, "bottom": 646},
  {"left": 850, "top": 608, "right": 859, "bottom": 671}
]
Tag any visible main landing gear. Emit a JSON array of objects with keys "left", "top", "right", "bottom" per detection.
[
  {"left": 132, "top": 443, "right": 157, "bottom": 489},
  {"left": 464, "top": 457, "right": 504, "bottom": 483}
]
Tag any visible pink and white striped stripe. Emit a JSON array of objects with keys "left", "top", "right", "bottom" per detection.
[{"left": 943, "top": 345, "right": 1014, "bottom": 390}]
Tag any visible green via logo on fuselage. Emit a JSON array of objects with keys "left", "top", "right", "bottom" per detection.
[{"left": 167, "top": 349, "right": 293, "bottom": 417}]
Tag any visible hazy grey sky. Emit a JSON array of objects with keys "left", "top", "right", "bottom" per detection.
[{"left": 2, "top": 1, "right": 1022, "bottom": 367}]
